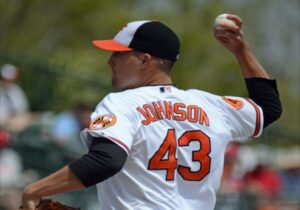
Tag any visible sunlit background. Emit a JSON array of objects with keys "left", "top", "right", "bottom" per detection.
[{"left": 0, "top": 0, "right": 299, "bottom": 210}]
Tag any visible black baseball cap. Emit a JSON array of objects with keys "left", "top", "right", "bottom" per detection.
[{"left": 92, "top": 20, "right": 180, "bottom": 61}]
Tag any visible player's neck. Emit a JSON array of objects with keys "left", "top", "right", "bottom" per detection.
[{"left": 145, "top": 73, "right": 172, "bottom": 86}]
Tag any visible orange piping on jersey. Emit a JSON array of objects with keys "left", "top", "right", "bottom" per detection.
[
  {"left": 187, "top": 105, "right": 198, "bottom": 123},
  {"left": 246, "top": 98, "right": 261, "bottom": 137},
  {"left": 174, "top": 103, "right": 186, "bottom": 121},
  {"left": 152, "top": 101, "right": 165, "bottom": 120},
  {"left": 164, "top": 101, "right": 174, "bottom": 120},
  {"left": 199, "top": 108, "right": 210, "bottom": 127}
]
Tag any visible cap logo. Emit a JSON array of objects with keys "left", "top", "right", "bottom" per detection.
[{"left": 89, "top": 114, "right": 117, "bottom": 129}]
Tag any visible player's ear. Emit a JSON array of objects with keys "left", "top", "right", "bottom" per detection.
[{"left": 140, "top": 53, "right": 152, "bottom": 67}]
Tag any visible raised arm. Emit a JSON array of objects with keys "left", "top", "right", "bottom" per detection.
[
  {"left": 214, "top": 14, "right": 269, "bottom": 79},
  {"left": 213, "top": 14, "right": 282, "bottom": 127}
]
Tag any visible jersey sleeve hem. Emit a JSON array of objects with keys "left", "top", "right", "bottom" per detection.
[{"left": 81, "top": 129, "right": 130, "bottom": 154}]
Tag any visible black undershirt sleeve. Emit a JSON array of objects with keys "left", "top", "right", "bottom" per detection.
[
  {"left": 245, "top": 78, "right": 282, "bottom": 128},
  {"left": 68, "top": 137, "right": 127, "bottom": 187}
]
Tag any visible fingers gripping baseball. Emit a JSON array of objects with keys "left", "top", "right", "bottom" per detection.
[{"left": 214, "top": 14, "right": 247, "bottom": 54}]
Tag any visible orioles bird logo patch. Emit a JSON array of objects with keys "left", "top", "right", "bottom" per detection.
[
  {"left": 222, "top": 97, "right": 244, "bottom": 109},
  {"left": 90, "top": 114, "right": 117, "bottom": 129}
]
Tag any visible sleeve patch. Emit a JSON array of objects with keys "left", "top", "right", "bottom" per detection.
[
  {"left": 89, "top": 114, "right": 117, "bottom": 130},
  {"left": 222, "top": 97, "right": 244, "bottom": 109}
]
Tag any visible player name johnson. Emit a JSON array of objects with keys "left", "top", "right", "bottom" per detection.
[{"left": 136, "top": 101, "right": 210, "bottom": 126}]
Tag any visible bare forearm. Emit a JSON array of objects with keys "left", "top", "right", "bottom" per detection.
[
  {"left": 234, "top": 43, "right": 270, "bottom": 79},
  {"left": 22, "top": 165, "right": 85, "bottom": 200},
  {"left": 213, "top": 14, "right": 270, "bottom": 79}
]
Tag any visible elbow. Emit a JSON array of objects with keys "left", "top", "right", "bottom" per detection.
[
  {"left": 68, "top": 150, "right": 127, "bottom": 187},
  {"left": 271, "top": 101, "right": 283, "bottom": 122},
  {"left": 263, "top": 105, "right": 283, "bottom": 128},
  {"left": 108, "top": 159, "right": 125, "bottom": 175},
  {"left": 85, "top": 161, "right": 124, "bottom": 187},
  {"left": 274, "top": 105, "right": 283, "bottom": 121}
]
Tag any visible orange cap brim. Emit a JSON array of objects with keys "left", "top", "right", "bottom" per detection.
[{"left": 92, "top": 40, "right": 133, "bottom": 52}]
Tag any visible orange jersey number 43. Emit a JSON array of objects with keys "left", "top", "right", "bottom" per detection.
[{"left": 148, "top": 129, "right": 211, "bottom": 181}]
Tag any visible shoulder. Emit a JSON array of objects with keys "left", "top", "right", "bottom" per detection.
[
  {"left": 186, "top": 89, "right": 222, "bottom": 102},
  {"left": 99, "top": 87, "right": 156, "bottom": 105},
  {"left": 186, "top": 89, "right": 250, "bottom": 111},
  {"left": 99, "top": 89, "right": 141, "bottom": 106},
  {"left": 94, "top": 89, "right": 146, "bottom": 116}
]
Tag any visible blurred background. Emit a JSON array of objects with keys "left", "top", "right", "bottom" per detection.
[{"left": 0, "top": 0, "right": 299, "bottom": 209}]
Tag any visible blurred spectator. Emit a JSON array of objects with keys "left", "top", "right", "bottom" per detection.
[
  {"left": 50, "top": 103, "right": 91, "bottom": 158},
  {"left": 216, "top": 143, "right": 300, "bottom": 210},
  {"left": 0, "top": 63, "right": 29, "bottom": 130},
  {"left": 243, "top": 165, "right": 282, "bottom": 197},
  {"left": 242, "top": 145, "right": 283, "bottom": 207},
  {"left": 0, "top": 130, "right": 23, "bottom": 210},
  {"left": 217, "top": 143, "right": 259, "bottom": 210},
  {"left": 279, "top": 167, "right": 300, "bottom": 209},
  {"left": 278, "top": 148, "right": 300, "bottom": 202},
  {"left": 219, "top": 143, "right": 244, "bottom": 194},
  {"left": 0, "top": 63, "right": 29, "bottom": 210}
]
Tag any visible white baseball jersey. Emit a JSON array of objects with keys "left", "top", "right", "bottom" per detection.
[{"left": 81, "top": 85, "right": 263, "bottom": 210}]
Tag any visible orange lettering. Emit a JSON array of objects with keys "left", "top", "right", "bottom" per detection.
[
  {"left": 137, "top": 101, "right": 210, "bottom": 127},
  {"left": 143, "top": 104, "right": 158, "bottom": 123},
  {"left": 137, "top": 107, "right": 152, "bottom": 125},
  {"left": 199, "top": 108, "right": 209, "bottom": 127},
  {"left": 164, "top": 101, "right": 174, "bottom": 120},
  {"left": 174, "top": 103, "right": 186, "bottom": 121},
  {"left": 187, "top": 105, "right": 198, "bottom": 123},
  {"left": 152, "top": 101, "right": 165, "bottom": 120}
]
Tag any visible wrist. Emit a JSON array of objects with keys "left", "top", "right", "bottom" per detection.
[
  {"left": 233, "top": 41, "right": 251, "bottom": 58},
  {"left": 20, "top": 198, "right": 41, "bottom": 210},
  {"left": 233, "top": 42, "right": 270, "bottom": 79}
]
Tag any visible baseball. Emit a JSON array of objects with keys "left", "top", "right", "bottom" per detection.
[{"left": 214, "top": 14, "right": 237, "bottom": 30}]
